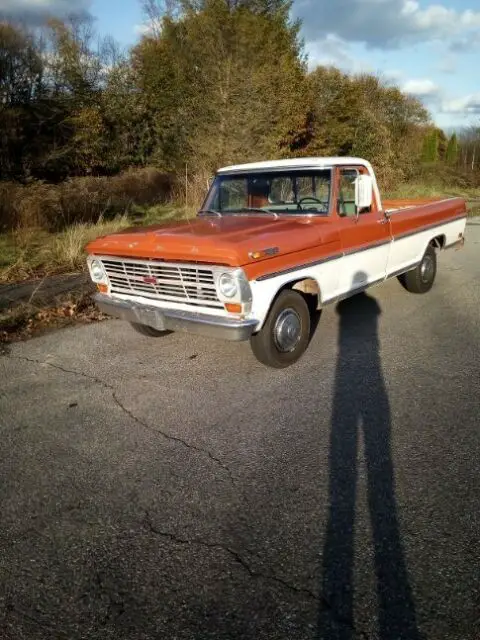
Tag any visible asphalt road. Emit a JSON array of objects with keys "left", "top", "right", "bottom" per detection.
[{"left": 1, "top": 223, "right": 479, "bottom": 640}]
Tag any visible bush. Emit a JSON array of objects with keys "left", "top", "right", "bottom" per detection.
[{"left": 0, "top": 168, "right": 173, "bottom": 232}]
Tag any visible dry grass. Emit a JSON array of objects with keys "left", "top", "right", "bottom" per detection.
[
  {"left": 0, "top": 216, "right": 131, "bottom": 283},
  {"left": 171, "top": 165, "right": 212, "bottom": 212},
  {"left": 0, "top": 204, "right": 188, "bottom": 284},
  {"left": 50, "top": 215, "right": 131, "bottom": 270},
  {"left": 0, "top": 168, "right": 172, "bottom": 233}
]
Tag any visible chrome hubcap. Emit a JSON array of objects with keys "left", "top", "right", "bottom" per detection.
[
  {"left": 421, "top": 255, "right": 434, "bottom": 283},
  {"left": 274, "top": 308, "right": 302, "bottom": 353}
]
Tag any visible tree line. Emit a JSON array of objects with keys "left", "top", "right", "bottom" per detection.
[{"left": 1, "top": 0, "right": 478, "bottom": 193}]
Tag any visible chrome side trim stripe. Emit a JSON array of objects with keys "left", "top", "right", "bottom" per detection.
[
  {"left": 393, "top": 216, "right": 467, "bottom": 242},
  {"left": 256, "top": 252, "right": 341, "bottom": 281},
  {"left": 255, "top": 215, "right": 466, "bottom": 282}
]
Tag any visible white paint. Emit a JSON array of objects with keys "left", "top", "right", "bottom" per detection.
[
  {"left": 248, "top": 217, "right": 466, "bottom": 330},
  {"left": 336, "top": 243, "right": 391, "bottom": 295},
  {"left": 387, "top": 217, "right": 466, "bottom": 276}
]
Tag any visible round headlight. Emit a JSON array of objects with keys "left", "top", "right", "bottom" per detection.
[
  {"left": 218, "top": 273, "right": 238, "bottom": 298},
  {"left": 90, "top": 260, "right": 105, "bottom": 283}
]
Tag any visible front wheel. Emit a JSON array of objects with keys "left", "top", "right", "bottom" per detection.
[
  {"left": 399, "top": 245, "right": 437, "bottom": 294},
  {"left": 250, "top": 290, "right": 311, "bottom": 369}
]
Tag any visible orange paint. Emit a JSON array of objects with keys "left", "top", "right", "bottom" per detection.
[{"left": 85, "top": 167, "right": 467, "bottom": 283}]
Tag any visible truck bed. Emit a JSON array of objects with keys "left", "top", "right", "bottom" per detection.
[{"left": 383, "top": 197, "right": 466, "bottom": 244}]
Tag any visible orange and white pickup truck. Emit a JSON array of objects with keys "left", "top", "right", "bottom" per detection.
[{"left": 86, "top": 157, "right": 467, "bottom": 368}]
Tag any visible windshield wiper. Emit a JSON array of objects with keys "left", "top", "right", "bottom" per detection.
[{"left": 198, "top": 209, "right": 223, "bottom": 218}]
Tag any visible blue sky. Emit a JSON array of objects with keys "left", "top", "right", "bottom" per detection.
[{"left": 3, "top": 0, "right": 480, "bottom": 129}]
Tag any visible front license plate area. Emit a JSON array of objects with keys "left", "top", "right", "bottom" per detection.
[{"left": 135, "top": 307, "right": 166, "bottom": 331}]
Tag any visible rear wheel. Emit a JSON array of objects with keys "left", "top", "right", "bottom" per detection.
[
  {"left": 130, "top": 323, "right": 171, "bottom": 337},
  {"left": 250, "top": 290, "right": 311, "bottom": 369},
  {"left": 399, "top": 245, "right": 437, "bottom": 294}
]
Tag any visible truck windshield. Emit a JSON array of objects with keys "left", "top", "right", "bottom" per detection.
[{"left": 202, "top": 169, "right": 332, "bottom": 216}]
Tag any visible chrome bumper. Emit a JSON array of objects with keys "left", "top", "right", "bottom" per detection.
[{"left": 94, "top": 294, "right": 258, "bottom": 342}]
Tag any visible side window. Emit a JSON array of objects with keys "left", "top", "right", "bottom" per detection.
[{"left": 338, "top": 169, "right": 358, "bottom": 218}]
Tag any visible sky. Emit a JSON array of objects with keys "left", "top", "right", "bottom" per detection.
[{"left": 2, "top": 0, "right": 480, "bottom": 130}]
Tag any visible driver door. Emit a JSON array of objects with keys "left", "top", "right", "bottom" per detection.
[{"left": 336, "top": 167, "right": 391, "bottom": 295}]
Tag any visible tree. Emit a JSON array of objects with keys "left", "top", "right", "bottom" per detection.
[
  {"left": 422, "top": 128, "right": 439, "bottom": 163},
  {"left": 133, "top": 0, "right": 306, "bottom": 172},
  {"left": 0, "top": 23, "right": 43, "bottom": 106},
  {"left": 445, "top": 133, "right": 459, "bottom": 165}
]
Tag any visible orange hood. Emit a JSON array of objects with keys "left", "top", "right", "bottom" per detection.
[{"left": 86, "top": 215, "right": 337, "bottom": 267}]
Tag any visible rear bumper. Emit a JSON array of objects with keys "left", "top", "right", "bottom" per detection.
[{"left": 94, "top": 294, "right": 258, "bottom": 342}]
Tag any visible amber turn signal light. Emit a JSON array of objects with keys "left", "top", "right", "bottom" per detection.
[
  {"left": 97, "top": 284, "right": 108, "bottom": 293},
  {"left": 225, "top": 303, "right": 242, "bottom": 314}
]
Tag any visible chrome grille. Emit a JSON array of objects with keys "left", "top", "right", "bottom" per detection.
[{"left": 101, "top": 257, "right": 222, "bottom": 308}]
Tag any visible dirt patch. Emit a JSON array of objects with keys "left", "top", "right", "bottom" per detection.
[
  {"left": 0, "top": 273, "right": 90, "bottom": 311},
  {"left": 0, "top": 287, "right": 108, "bottom": 345}
]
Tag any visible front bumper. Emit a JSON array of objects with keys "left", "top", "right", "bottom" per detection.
[{"left": 94, "top": 294, "right": 258, "bottom": 342}]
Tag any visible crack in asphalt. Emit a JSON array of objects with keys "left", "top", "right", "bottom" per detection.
[
  {"left": 5, "top": 355, "right": 238, "bottom": 488},
  {"left": 143, "top": 510, "right": 320, "bottom": 601},
  {"left": 6, "top": 354, "right": 364, "bottom": 639},
  {"left": 143, "top": 511, "right": 365, "bottom": 638}
]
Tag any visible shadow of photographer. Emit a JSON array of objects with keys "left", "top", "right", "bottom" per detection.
[{"left": 318, "top": 274, "right": 420, "bottom": 640}]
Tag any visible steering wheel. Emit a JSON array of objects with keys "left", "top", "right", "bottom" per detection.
[{"left": 297, "top": 196, "right": 327, "bottom": 212}]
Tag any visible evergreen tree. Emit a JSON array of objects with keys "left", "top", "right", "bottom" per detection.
[
  {"left": 445, "top": 133, "right": 459, "bottom": 165},
  {"left": 422, "top": 129, "right": 439, "bottom": 163}
]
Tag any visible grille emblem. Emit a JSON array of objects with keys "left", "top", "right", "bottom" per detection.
[{"left": 142, "top": 276, "right": 157, "bottom": 285}]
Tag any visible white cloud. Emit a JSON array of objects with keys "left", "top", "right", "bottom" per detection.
[
  {"left": 294, "top": 0, "right": 480, "bottom": 50},
  {"left": 134, "top": 18, "right": 162, "bottom": 38},
  {"left": 403, "top": 79, "right": 440, "bottom": 97},
  {"left": 134, "top": 23, "right": 152, "bottom": 36},
  {"left": 0, "top": 0, "right": 91, "bottom": 25},
  {"left": 307, "top": 35, "right": 355, "bottom": 71},
  {"left": 442, "top": 94, "right": 480, "bottom": 114},
  {"left": 306, "top": 35, "right": 377, "bottom": 74},
  {"left": 382, "top": 69, "right": 405, "bottom": 83}
]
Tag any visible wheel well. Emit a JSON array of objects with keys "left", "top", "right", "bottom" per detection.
[
  {"left": 430, "top": 235, "right": 446, "bottom": 250},
  {"left": 288, "top": 278, "right": 322, "bottom": 310}
]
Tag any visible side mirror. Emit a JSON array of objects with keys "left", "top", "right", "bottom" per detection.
[{"left": 354, "top": 174, "right": 374, "bottom": 210}]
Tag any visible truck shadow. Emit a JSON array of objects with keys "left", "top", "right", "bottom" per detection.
[{"left": 317, "top": 279, "right": 420, "bottom": 640}]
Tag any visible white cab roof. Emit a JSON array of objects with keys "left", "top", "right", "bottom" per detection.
[{"left": 218, "top": 157, "right": 373, "bottom": 173}]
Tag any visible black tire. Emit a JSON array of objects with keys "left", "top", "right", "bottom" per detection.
[
  {"left": 399, "top": 245, "right": 437, "bottom": 294},
  {"left": 130, "top": 322, "right": 171, "bottom": 337},
  {"left": 250, "top": 290, "right": 311, "bottom": 369}
]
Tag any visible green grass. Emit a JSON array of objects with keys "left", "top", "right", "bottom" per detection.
[
  {"left": 384, "top": 184, "right": 480, "bottom": 217},
  {"left": 130, "top": 203, "right": 193, "bottom": 226},
  {"left": 384, "top": 183, "right": 480, "bottom": 200},
  {"left": 0, "top": 204, "right": 188, "bottom": 284}
]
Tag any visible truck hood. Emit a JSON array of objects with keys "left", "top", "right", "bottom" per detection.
[{"left": 86, "top": 215, "right": 337, "bottom": 267}]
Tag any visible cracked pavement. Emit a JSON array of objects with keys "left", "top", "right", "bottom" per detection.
[{"left": 1, "top": 224, "right": 479, "bottom": 640}]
